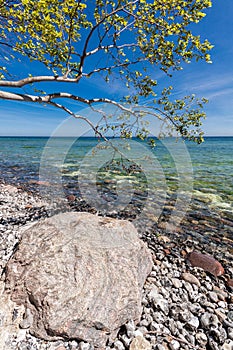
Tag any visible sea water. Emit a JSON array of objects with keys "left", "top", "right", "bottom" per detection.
[{"left": 0, "top": 136, "right": 232, "bottom": 221}]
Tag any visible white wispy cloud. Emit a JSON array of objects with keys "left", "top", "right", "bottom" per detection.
[
  {"left": 204, "top": 87, "right": 233, "bottom": 100},
  {"left": 180, "top": 71, "right": 233, "bottom": 94}
]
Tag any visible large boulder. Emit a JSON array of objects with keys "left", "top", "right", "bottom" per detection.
[{"left": 5, "top": 212, "right": 152, "bottom": 348}]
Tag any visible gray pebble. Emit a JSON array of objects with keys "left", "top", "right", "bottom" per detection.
[
  {"left": 149, "top": 289, "right": 169, "bottom": 315},
  {"left": 169, "top": 339, "right": 180, "bottom": 350},
  {"left": 120, "top": 334, "right": 131, "bottom": 347},
  {"left": 126, "top": 320, "right": 135, "bottom": 338},
  {"left": 168, "top": 319, "right": 179, "bottom": 336},
  {"left": 152, "top": 312, "right": 165, "bottom": 323},
  {"left": 205, "top": 282, "right": 213, "bottom": 291},
  {"left": 171, "top": 293, "right": 181, "bottom": 303},
  {"left": 227, "top": 311, "right": 233, "bottom": 322},
  {"left": 200, "top": 313, "right": 219, "bottom": 329},
  {"left": 208, "top": 292, "right": 219, "bottom": 303},
  {"left": 208, "top": 337, "right": 219, "bottom": 350},
  {"left": 211, "top": 327, "right": 227, "bottom": 344},
  {"left": 19, "top": 308, "right": 33, "bottom": 329},
  {"left": 218, "top": 301, "right": 227, "bottom": 309},
  {"left": 227, "top": 327, "right": 233, "bottom": 340},
  {"left": 195, "top": 332, "right": 208, "bottom": 346},
  {"left": 113, "top": 340, "right": 125, "bottom": 350},
  {"left": 139, "top": 318, "right": 150, "bottom": 327},
  {"left": 221, "top": 339, "right": 233, "bottom": 350},
  {"left": 185, "top": 333, "right": 195, "bottom": 345},
  {"left": 156, "top": 345, "right": 167, "bottom": 350},
  {"left": 187, "top": 316, "right": 199, "bottom": 330},
  {"left": 78, "top": 342, "right": 90, "bottom": 350},
  {"left": 134, "top": 327, "right": 148, "bottom": 336},
  {"left": 178, "top": 309, "right": 191, "bottom": 322},
  {"left": 69, "top": 340, "right": 79, "bottom": 350}
]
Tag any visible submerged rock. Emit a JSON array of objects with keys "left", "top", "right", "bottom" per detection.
[{"left": 5, "top": 212, "right": 152, "bottom": 348}]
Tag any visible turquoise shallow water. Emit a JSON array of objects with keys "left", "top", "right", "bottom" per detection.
[{"left": 0, "top": 136, "right": 232, "bottom": 221}]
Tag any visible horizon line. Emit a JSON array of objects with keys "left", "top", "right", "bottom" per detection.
[{"left": 0, "top": 135, "right": 232, "bottom": 138}]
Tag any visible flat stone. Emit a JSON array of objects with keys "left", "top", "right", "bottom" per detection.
[
  {"left": 129, "top": 335, "right": 152, "bottom": 350},
  {"left": 171, "top": 278, "right": 182, "bottom": 289},
  {"left": 5, "top": 212, "right": 152, "bottom": 348},
  {"left": 181, "top": 272, "right": 201, "bottom": 287}
]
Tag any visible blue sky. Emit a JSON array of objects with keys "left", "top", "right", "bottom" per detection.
[{"left": 0, "top": 0, "right": 233, "bottom": 136}]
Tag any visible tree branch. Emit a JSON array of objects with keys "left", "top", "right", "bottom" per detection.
[
  {"left": 47, "top": 101, "right": 136, "bottom": 160},
  {"left": 48, "top": 100, "right": 101, "bottom": 135},
  {"left": 0, "top": 75, "right": 82, "bottom": 87},
  {"left": 0, "top": 89, "right": 184, "bottom": 133},
  {"left": 86, "top": 43, "right": 139, "bottom": 57},
  {"left": 0, "top": 90, "right": 135, "bottom": 115},
  {"left": 0, "top": 89, "right": 124, "bottom": 142},
  {"left": 0, "top": 41, "right": 14, "bottom": 49},
  {"left": 0, "top": 89, "right": 149, "bottom": 135},
  {"left": 86, "top": 58, "right": 143, "bottom": 77},
  {"left": 78, "top": 0, "right": 139, "bottom": 76}
]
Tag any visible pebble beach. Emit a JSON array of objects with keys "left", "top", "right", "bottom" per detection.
[{"left": 0, "top": 181, "right": 232, "bottom": 350}]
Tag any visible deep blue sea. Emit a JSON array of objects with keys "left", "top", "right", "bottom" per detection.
[{"left": 0, "top": 136, "right": 232, "bottom": 223}]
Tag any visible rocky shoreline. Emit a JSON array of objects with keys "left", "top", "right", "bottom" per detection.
[{"left": 0, "top": 182, "right": 233, "bottom": 350}]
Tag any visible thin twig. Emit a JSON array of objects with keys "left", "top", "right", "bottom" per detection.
[{"left": 147, "top": 331, "right": 205, "bottom": 350}]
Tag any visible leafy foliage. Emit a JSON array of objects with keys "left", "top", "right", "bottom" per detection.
[{"left": 0, "top": 0, "right": 213, "bottom": 142}]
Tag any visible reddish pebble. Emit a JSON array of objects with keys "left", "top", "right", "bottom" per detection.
[
  {"left": 187, "top": 251, "right": 224, "bottom": 277},
  {"left": 67, "top": 194, "right": 76, "bottom": 202},
  {"left": 180, "top": 250, "right": 187, "bottom": 257}
]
